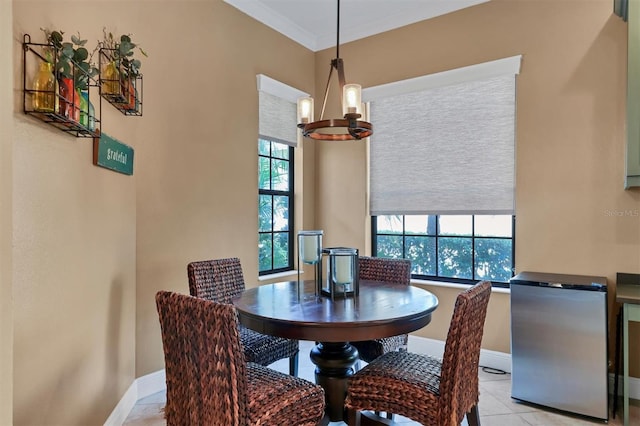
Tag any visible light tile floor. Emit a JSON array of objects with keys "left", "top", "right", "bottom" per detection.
[{"left": 124, "top": 340, "right": 640, "bottom": 425}]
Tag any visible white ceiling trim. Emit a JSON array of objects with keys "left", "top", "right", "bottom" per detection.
[
  {"left": 225, "top": 0, "right": 319, "bottom": 50},
  {"left": 315, "top": 0, "right": 491, "bottom": 51},
  {"left": 225, "top": 0, "right": 491, "bottom": 52}
]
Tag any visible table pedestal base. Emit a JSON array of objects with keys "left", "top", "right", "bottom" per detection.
[{"left": 310, "top": 342, "right": 359, "bottom": 422}]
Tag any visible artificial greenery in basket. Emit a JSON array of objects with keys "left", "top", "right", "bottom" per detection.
[
  {"left": 99, "top": 28, "right": 147, "bottom": 113},
  {"left": 40, "top": 28, "right": 99, "bottom": 123},
  {"left": 41, "top": 28, "right": 98, "bottom": 91}
]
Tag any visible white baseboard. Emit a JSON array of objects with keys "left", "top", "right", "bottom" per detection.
[
  {"left": 136, "top": 369, "right": 166, "bottom": 400},
  {"left": 409, "top": 335, "right": 640, "bottom": 400},
  {"left": 103, "top": 381, "right": 137, "bottom": 426},
  {"left": 103, "top": 370, "right": 166, "bottom": 426},
  {"left": 408, "top": 335, "right": 512, "bottom": 373}
]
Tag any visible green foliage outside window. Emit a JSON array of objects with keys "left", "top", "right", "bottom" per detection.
[
  {"left": 374, "top": 215, "right": 514, "bottom": 284},
  {"left": 258, "top": 139, "right": 293, "bottom": 274}
]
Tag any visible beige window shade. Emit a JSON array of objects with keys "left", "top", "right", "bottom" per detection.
[
  {"left": 365, "top": 56, "right": 521, "bottom": 216},
  {"left": 257, "top": 74, "right": 307, "bottom": 147}
]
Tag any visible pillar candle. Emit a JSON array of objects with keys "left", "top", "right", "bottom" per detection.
[
  {"left": 334, "top": 256, "right": 352, "bottom": 284},
  {"left": 301, "top": 236, "right": 319, "bottom": 263}
]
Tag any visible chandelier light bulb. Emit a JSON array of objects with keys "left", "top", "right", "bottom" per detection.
[
  {"left": 343, "top": 84, "right": 361, "bottom": 115},
  {"left": 297, "top": 97, "right": 314, "bottom": 124}
]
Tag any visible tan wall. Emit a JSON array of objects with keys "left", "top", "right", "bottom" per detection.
[
  {"left": 1, "top": 0, "right": 14, "bottom": 424},
  {"left": 133, "top": 2, "right": 315, "bottom": 377},
  {"left": 12, "top": 3, "right": 139, "bottom": 424},
  {"left": 315, "top": 0, "right": 640, "bottom": 364},
  {"left": 11, "top": 1, "right": 315, "bottom": 423}
]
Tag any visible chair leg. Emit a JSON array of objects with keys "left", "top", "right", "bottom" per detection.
[
  {"left": 373, "top": 411, "right": 393, "bottom": 420},
  {"left": 466, "top": 404, "right": 481, "bottom": 426},
  {"left": 346, "top": 408, "right": 361, "bottom": 426},
  {"left": 289, "top": 351, "right": 299, "bottom": 376},
  {"left": 372, "top": 410, "right": 394, "bottom": 420}
]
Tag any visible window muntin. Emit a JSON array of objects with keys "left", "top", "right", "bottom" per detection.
[
  {"left": 373, "top": 214, "right": 514, "bottom": 286},
  {"left": 258, "top": 139, "right": 294, "bottom": 274}
]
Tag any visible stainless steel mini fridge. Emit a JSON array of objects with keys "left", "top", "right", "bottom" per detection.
[{"left": 510, "top": 271, "right": 608, "bottom": 420}]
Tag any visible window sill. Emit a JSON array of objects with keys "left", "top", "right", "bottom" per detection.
[
  {"left": 258, "top": 270, "right": 302, "bottom": 282},
  {"left": 257, "top": 273, "right": 511, "bottom": 294},
  {"left": 411, "top": 278, "right": 510, "bottom": 295}
]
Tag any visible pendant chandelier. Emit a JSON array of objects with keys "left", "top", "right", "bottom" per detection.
[{"left": 297, "top": 0, "right": 373, "bottom": 141}]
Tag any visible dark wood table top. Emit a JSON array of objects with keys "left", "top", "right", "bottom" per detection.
[{"left": 232, "top": 280, "right": 439, "bottom": 342}]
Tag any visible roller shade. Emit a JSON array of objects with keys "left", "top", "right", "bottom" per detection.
[
  {"left": 365, "top": 56, "right": 521, "bottom": 216},
  {"left": 257, "top": 74, "right": 307, "bottom": 147}
]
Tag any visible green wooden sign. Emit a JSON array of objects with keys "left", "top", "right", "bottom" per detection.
[{"left": 93, "top": 132, "right": 134, "bottom": 175}]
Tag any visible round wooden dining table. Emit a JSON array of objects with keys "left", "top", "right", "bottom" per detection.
[{"left": 232, "top": 279, "right": 439, "bottom": 422}]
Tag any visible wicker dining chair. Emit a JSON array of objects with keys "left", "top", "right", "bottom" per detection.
[
  {"left": 345, "top": 280, "right": 492, "bottom": 426},
  {"left": 351, "top": 256, "right": 412, "bottom": 363},
  {"left": 156, "top": 291, "right": 325, "bottom": 426},
  {"left": 187, "top": 258, "right": 300, "bottom": 376}
]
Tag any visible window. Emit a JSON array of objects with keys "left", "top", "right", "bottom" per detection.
[
  {"left": 256, "top": 74, "right": 307, "bottom": 275},
  {"left": 373, "top": 215, "right": 515, "bottom": 286},
  {"left": 259, "top": 139, "right": 294, "bottom": 274},
  {"left": 364, "top": 56, "right": 521, "bottom": 286}
]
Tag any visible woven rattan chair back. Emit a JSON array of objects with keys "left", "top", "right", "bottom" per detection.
[
  {"left": 358, "top": 256, "right": 411, "bottom": 284},
  {"left": 156, "top": 291, "right": 324, "bottom": 426},
  {"left": 352, "top": 257, "right": 412, "bottom": 364},
  {"left": 156, "top": 291, "right": 249, "bottom": 425},
  {"left": 439, "top": 280, "right": 492, "bottom": 423},
  {"left": 187, "top": 257, "right": 245, "bottom": 304},
  {"left": 187, "top": 257, "right": 300, "bottom": 376}
]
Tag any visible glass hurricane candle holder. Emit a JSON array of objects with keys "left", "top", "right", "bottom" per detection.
[
  {"left": 297, "top": 230, "right": 323, "bottom": 292},
  {"left": 321, "top": 247, "right": 359, "bottom": 299}
]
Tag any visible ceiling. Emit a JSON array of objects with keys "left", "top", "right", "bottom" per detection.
[{"left": 224, "top": 0, "right": 490, "bottom": 52}]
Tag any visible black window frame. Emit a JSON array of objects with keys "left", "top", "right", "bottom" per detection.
[
  {"left": 258, "top": 139, "right": 294, "bottom": 275},
  {"left": 371, "top": 215, "right": 516, "bottom": 288}
]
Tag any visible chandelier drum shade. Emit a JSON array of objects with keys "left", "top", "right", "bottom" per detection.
[{"left": 297, "top": 0, "right": 373, "bottom": 141}]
